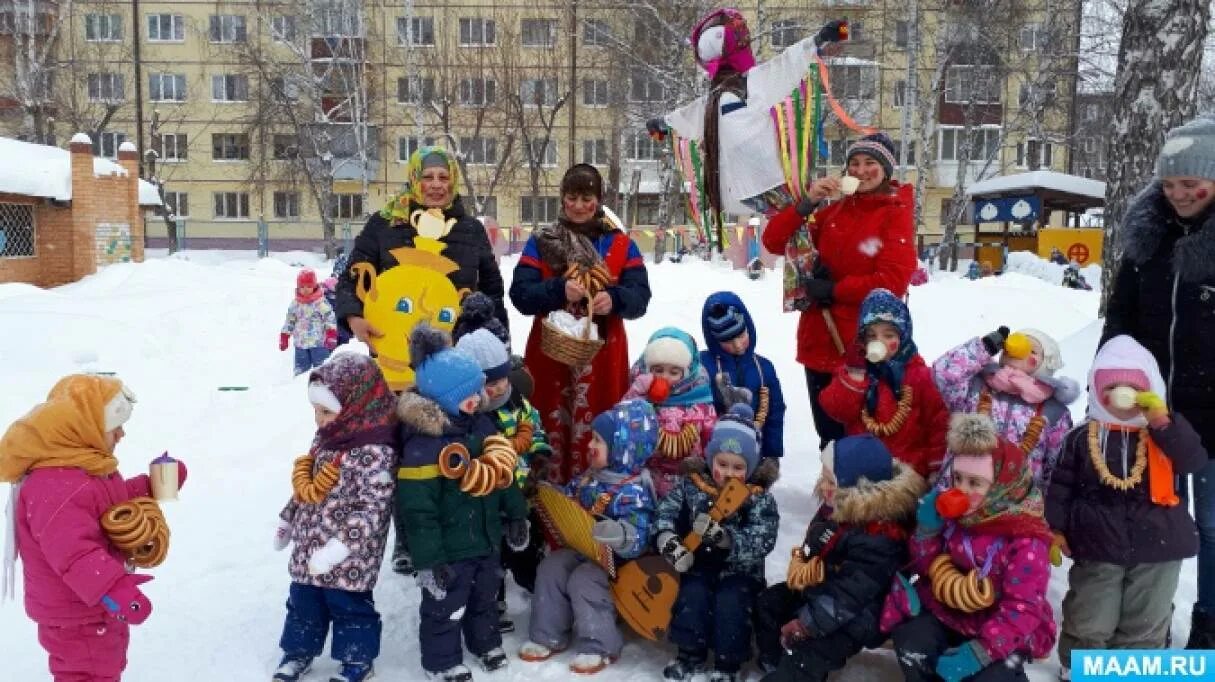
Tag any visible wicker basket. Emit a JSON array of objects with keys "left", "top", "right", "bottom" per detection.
[{"left": 540, "top": 295, "right": 605, "bottom": 367}]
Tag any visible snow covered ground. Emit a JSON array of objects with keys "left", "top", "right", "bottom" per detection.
[{"left": 0, "top": 251, "right": 1188, "bottom": 681}]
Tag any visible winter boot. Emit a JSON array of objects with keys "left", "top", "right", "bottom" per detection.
[
  {"left": 1189, "top": 609, "right": 1215, "bottom": 649},
  {"left": 330, "top": 662, "right": 373, "bottom": 682},
  {"left": 426, "top": 664, "right": 473, "bottom": 682},
  {"left": 663, "top": 654, "right": 707, "bottom": 680},
  {"left": 392, "top": 545, "right": 416, "bottom": 576},
  {"left": 708, "top": 671, "right": 738, "bottom": 682},
  {"left": 569, "top": 653, "right": 614, "bottom": 675},
  {"left": 496, "top": 599, "right": 514, "bottom": 633},
  {"left": 476, "top": 648, "right": 509, "bottom": 672},
  {"left": 272, "top": 655, "right": 313, "bottom": 681},
  {"left": 519, "top": 641, "right": 564, "bottom": 662}
]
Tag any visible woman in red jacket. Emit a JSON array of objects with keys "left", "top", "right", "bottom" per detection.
[{"left": 761, "top": 132, "right": 917, "bottom": 450}]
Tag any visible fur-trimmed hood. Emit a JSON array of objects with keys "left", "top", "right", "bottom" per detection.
[
  {"left": 396, "top": 390, "right": 450, "bottom": 436},
  {"left": 680, "top": 454, "right": 780, "bottom": 490},
  {"left": 830, "top": 459, "right": 926, "bottom": 525},
  {"left": 1121, "top": 181, "right": 1215, "bottom": 283}
]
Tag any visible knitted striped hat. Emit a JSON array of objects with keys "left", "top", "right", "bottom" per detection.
[{"left": 847, "top": 132, "right": 897, "bottom": 181}]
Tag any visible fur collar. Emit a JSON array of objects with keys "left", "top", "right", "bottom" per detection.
[
  {"left": 831, "top": 460, "right": 926, "bottom": 525},
  {"left": 396, "top": 391, "right": 450, "bottom": 436},
  {"left": 679, "top": 456, "right": 780, "bottom": 490},
  {"left": 1121, "top": 182, "right": 1215, "bottom": 283}
]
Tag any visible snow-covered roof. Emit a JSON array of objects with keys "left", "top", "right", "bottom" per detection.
[
  {"left": 966, "top": 170, "right": 1106, "bottom": 201},
  {"left": 0, "top": 136, "right": 161, "bottom": 206}
]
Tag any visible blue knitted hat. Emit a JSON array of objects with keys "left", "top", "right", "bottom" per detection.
[
  {"left": 411, "top": 324, "right": 485, "bottom": 415},
  {"left": 705, "top": 302, "right": 748, "bottom": 343},
  {"left": 706, "top": 403, "right": 760, "bottom": 477},
  {"left": 590, "top": 399, "right": 658, "bottom": 475},
  {"left": 832, "top": 434, "right": 893, "bottom": 487},
  {"left": 858, "top": 288, "right": 917, "bottom": 412}
]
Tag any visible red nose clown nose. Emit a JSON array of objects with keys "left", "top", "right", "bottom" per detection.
[
  {"left": 648, "top": 376, "right": 671, "bottom": 404},
  {"left": 936, "top": 488, "right": 970, "bottom": 519}
]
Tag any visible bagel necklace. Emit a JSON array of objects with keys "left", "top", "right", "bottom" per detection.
[
  {"left": 860, "top": 385, "right": 914, "bottom": 437},
  {"left": 1087, "top": 421, "right": 1146, "bottom": 492}
]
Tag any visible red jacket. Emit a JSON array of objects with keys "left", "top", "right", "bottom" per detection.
[
  {"left": 818, "top": 355, "right": 948, "bottom": 479},
  {"left": 762, "top": 183, "right": 917, "bottom": 372}
]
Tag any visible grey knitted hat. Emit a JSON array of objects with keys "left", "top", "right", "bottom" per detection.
[
  {"left": 455, "top": 328, "right": 511, "bottom": 382},
  {"left": 1157, "top": 115, "right": 1215, "bottom": 180}
]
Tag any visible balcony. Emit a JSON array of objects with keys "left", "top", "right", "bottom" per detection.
[{"left": 301, "top": 123, "right": 380, "bottom": 182}]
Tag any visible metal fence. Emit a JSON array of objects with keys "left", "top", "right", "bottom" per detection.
[{"left": 0, "top": 203, "right": 35, "bottom": 258}]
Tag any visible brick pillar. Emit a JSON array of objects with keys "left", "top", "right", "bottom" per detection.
[
  {"left": 117, "top": 142, "right": 144, "bottom": 262},
  {"left": 68, "top": 133, "right": 96, "bottom": 282}
]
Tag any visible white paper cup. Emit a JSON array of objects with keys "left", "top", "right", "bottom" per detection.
[
  {"left": 866, "top": 340, "right": 888, "bottom": 363},
  {"left": 840, "top": 176, "right": 861, "bottom": 195},
  {"left": 151, "top": 460, "right": 179, "bottom": 501},
  {"left": 1110, "top": 386, "right": 1139, "bottom": 411}
]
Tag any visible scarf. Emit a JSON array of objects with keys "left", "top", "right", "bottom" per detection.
[
  {"left": 0, "top": 375, "right": 123, "bottom": 482},
  {"left": 865, "top": 342, "right": 918, "bottom": 413},
  {"left": 955, "top": 439, "right": 1053, "bottom": 543},
  {"left": 1101, "top": 424, "right": 1180, "bottom": 507},
  {"left": 628, "top": 361, "right": 714, "bottom": 408},
  {"left": 309, "top": 356, "right": 398, "bottom": 455},
  {"left": 296, "top": 287, "right": 324, "bottom": 304},
  {"left": 984, "top": 366, "right": 1054, "bottom": 405},
  {"left": 533, "top": 211, "right": 610, "bottom": 274}
]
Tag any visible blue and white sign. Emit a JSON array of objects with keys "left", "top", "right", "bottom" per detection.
[{"left": 972, "top": 195, "right": 1041, "bottom": 224}]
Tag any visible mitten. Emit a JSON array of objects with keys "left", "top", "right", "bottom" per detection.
[
  {"left": 980, "top": 326, "right": 1010, "bottom": 355},
  {"left": 273, "top": 519, "right": 292, "bottom": 551},
  {"left": 843, "top": 339, "right": 867, "bottom": 373},
  {"left": 1136, "top": 390, "right": 1170, "bottom": 425},
  {"left": 802, "top": 520, "right": 838, "bottom": 557},
  {"left": 715, "top": 374, "right": 753, "bottom": 411},
  {"left": 1050, "top": 531, "right": 1070, "bottom": 567},
  {"left": 646, "top": 117, "right": 670, "bottom": 142},
  {"left": 101, "top": 574, "right": 154, "bottom": 625},
  {"left": 936, "top": 641, "right": 987, "bottom": 682},
  {"left": 657, "top": 532, "right": 694, "bottom": 572},
  {"left": 506, "top": 518, "right": 531, "bottom": 552},
  {"left": 324, "top": 329, "right": 338, "bottom": 350},
  {"left": 279, "top": 332, "right": 290, "bottom": 352},
  {"left": 916, "top": 489, "right": 945, "bottom": 536},
  {"left": 592, "top": 519, "right": 638, "bottom": 552},
  {"left": 149, "top": 458, "right": 189, "bottom": 490},
  {"left": 780, "top": 617, "right": 811, "bottom": 650},
  {"left": 814, "top": 19, "right": 848, "bottom": 48},
  {"left": 306, "top": 537, "right": 351, "bottom": 576},
  {"left": 802, "top": 277, "right": 834, "bottom": 306},
  {"left": 692, "top": 512, "right": 730, "bottom": 549},
  {"left": 418, "top": 564, "right": 455, "bottom": 601}
]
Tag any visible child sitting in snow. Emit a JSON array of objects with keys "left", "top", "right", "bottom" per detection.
[
  {"left": 281, "top": 268, "right": 338, "bottom": 376},
  {"left": 755, "top": 435, "right": 924, "bottom": 681},
  {"left": 624, "top": 327, "right": 718, "bottom": 496},
  {"left": 820, "top": 288, "right": 949, "bottom": 480},
  {"left": 1047, "top": 335, "right": 1206, "bottom": 679},
  {"left": 881, "top": 414, "right": 1056, "bottom": 682},
  {"left": 0, "top": 374, "right": 188, "bottom": 682},
  {"left": 519, "top": 399, "right": 658, "bottom": 675},
  {"left": 271, "top": 354, "right": 398, "bottom": 682},
  {"left": 933, "top": 326, "right": 1079, "bottom": 487},
  {"left": 701, "top": 292, "right": 787, "bottom": 461},
  {"left": 655, "top": 404, "right": 780, "bottom": 682},
  {"left": 396, "top": 325, "right": 531, "bottom": 681}
]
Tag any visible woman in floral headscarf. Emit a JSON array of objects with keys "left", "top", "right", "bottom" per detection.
[{"left": 334, "top": 146, "right": 506, "bottom": 346}]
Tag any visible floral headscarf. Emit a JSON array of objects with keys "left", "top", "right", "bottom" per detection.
[{"left": 380, "top": 146, "right": 463, "bottom": 221}]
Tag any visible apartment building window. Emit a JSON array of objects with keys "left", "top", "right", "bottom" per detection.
[
  {"left": 397, "top": 16, "right": 434, "bottom": 46},
  {"left": 157, "top": 134, "right": 188, "bottom": 161},
  {"left": 893, "top": 79, "right": 906, "bottom": 108},
  {"left": 628, "top": 132, "right": 662, "bottom": 161},
  {"left": 583, "top": 19, "right": 610, "bottom": 46},
  {"left": 772, "top": 20, "right": 799, "bottom": 49},
  {"left": 583, "top": 139, "right": 609, "bottom": 165},
  {"left": 458, "top": 78, "right": 496, "bottom": 107},
  {"left": 398, "top": 136, "right": 435, "bottom": 161},
  {"left": 0, "top": 7, "right": 53, "bottom": 36},
  {"left": 312, "top": 0, "right": 362, "bottom": 37},
  {"left": 1083, "top": 137, "right": 1096, "bottom": 154},
  {"left": 97, "top": 131, "right": 127, "bottom": 159},
  {"left": 583, "top": 79, "right": 609, "bottom": 107},
  {"left": 330, "top": 194, "right": 364, "bottom": 220},
  {"left": 214, "top": 192, "right": 250, "bottom": 219},
  {"left": 1015, "top": 138, "right": 1054, "bottom": 168},
  {"left": 1018, "top": 80, "right": 1057, "bottom": 108},
  {"left": 522, "top": 19, "right": 557, "bottom": 48},
  {"left": 460, "top": 137, "right": 498, "bottom": 165},
  {"left": 630, "top": 71, "right": 665, "bottom": 102},
  {"left": 850, "top": 20, "right": 865, "bottom": 42},
  {"left": 269, "top": 77, "right": 300, "bottom": 102},
  {"left": 520, "top": 78, "right": 558, "bottom": 107},
  {"left": 893, "top": 140, "right": 916, "bottom": 166},
  {"left": 85, "top": 14, "right": 122, "bottom": 42},
  {"left": 212, "top": 133, "right": 250, "bottom": 161},
  {"left": 87, "top": 73, "right": 124, "bottom": 102},
  {"left": 832, "top": 65, "right": 876, "bottom": 100},
  {"left": 147, "top": 14, "right": 184, "bottom": 42},
  {"left": 270, "top": 16, "right": 296, "bottom": 42},
  {"left": 149, "top": 73, "right": 186, "bottom": 102},
  {"left": 464, "top": 196, "right": 497, "bottom": 218},
  {"left": 527, "top": 139, "right": 557, "bottom": 167},
  {"left": 895, "top": 21, "right": 909, "bottom": 49},
  {"left": 1019, "top": 23, "right": 1044, "bottom": 51},
  {"left": 938, "top": 127, "right": 1002, "bottom": 162},
  {"left": 274, "top": 192, "right": 300, "bottom": 220},
  {"left": 828, "top": 139, "right": 851, "bottom": 166},
  {"left": 1085, "top": 103, "right": 1101, "bottom": 121},
  {"left": 209, "top": 15, "right": 247, "bottom": 44},
  {"left": 272, "top": 135, "right": 298, "bottom": 160},
  {"left": 945, "top": 65, "right": 1000, "bottom": 104},
  {"left": 212, "top": 74, "right": 249, "bottom": 102},
  {"left": 635, "top": 196, "right": 662, "bottom": 226},
  {"left": 521, "top": 196, "right": 558, "bottom": 224},
  {"left": 459, "top": 18, "right": 495, "bottom": 46},
  {"left": 397, "top": 76, "right": 435, "bottom": 105},
  {"left": 163, "top": 191, "right": 188, "bottom": 218}
]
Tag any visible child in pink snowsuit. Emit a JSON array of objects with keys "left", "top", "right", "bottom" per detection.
[
  {"left": 0, "top": 375, "right": 188, "bottom": 682},
  {"left": 623, "top": 327, "right": 718, "bottom": 497}
]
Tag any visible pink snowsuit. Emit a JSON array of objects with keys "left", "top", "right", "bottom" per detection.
[{"left": 17, "top": 467, "right": 152, "bottom": 681}]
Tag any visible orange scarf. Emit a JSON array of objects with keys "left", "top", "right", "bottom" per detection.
[
  {"left": 1108, "top": 424, "right": 1179, "bottom": 507},
  {"left": 0, "top": 375, "right": 122, "bottom": 482}
]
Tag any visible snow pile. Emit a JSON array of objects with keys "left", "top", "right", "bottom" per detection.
[
  {"left": 0, "top": 251, "right": 1175, "bottom": 681},
  {"left": 1003, "top": 251, "right": 1103, "bottom": 290}
]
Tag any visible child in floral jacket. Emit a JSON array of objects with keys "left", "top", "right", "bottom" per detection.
[
  {"left": 0, "top": 374, "right": 187, "bottom": 682},
  {"left": 281, "top": 268, "right": 338, "bottom": 376},
  {"left": 624, "top": 327, "right": 718, "bottom": 497},
  {"left": 519, "top": 399, "right": 658, "bottom": 675},
  {"left": 820, "top": 288, "right": 949, "bottom": 480},
  {"left": 755, "top": 434, "right": 924, "bottom": 681},
  {"left": 655, "top": 404, "right": 780, "bottom": 682},
  {"left": 272, "top": 353, "right": 398, "bottom": 682},
  {"left": 933, "top": 327, "right": 1079, "bottom": 487},
  {"left": 882, "top": 414, "right": 1056, "bottom": 682}
]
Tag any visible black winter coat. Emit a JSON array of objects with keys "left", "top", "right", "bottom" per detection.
[
  {"left": 1103, "top": 183, "right": 1215, "bottom": 452},
  {"left": 1046, "top": 415, "right": 1206, "bottom": 565},
  {"left": 334, "top": 197, "right": 508, "bottom": 333}
]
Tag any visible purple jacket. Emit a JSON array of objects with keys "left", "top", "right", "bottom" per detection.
[
  {"left": 280, "top": 442, "right": 396, "bottom": 592},
  {"left": 881, "top": 526, "right": 1056, "bottom": 662},
  {"left": 16, "top": 467, "right": 151, "bottom": 626},
  {"left": 933, "top": 338, "right": 1076, "bottom": 485}
]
